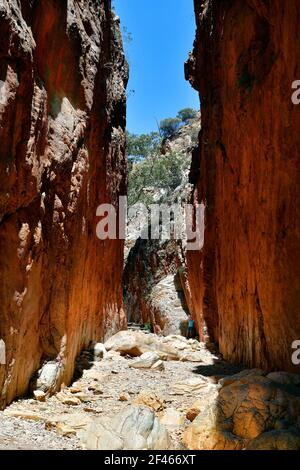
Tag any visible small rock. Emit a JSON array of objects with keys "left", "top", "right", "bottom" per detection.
[
  {"left": 151, "top": 360, "right": 165, "bottom": 371},
  {"left": 93, "top": 343, "right": 107, "bottom": 360},
  {"left": 74, "top": 393, "right": 91, "bottom": 403},
  {"left": 186, "top": 399, "right": 203, "bottom": 421},
  {"left": 4, "top": 410, "right": 45, "bottom": 421},
  {"left": 119, "top": 392, "right": 130, "bottom": 402},
  {"left": 171, "top": 377, "right": 207, "bottom": 394},
  {"left": 84, "top": 407, "right": 103, "bottom": 414},
  {"left": 134, "top": 390, "right": 166, "bottom": 412},
  {"left": 33, "top": 390, "right": 46, "bottom": 402},
  {"left": 56, "top": 393, "right": 81, "bottom": 406},
  {"left": 55, "top": 423, "right": 77, "bottom": 438},
  {"left": 69, "top": 386, "right": 82, "bottom": 394}
]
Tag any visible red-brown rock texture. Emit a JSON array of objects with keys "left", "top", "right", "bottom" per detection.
[
  {"left": 185, "top": 0, "right": 300, "bottom": 371},
  {"left": 0, "top": 0, "right": 127, "bottom": 408}
]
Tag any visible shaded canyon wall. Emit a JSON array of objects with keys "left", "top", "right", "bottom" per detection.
[
  {"left": 0, "top": 0, "right": 127, "bottom": 408},
  {"left": 185, "top": 0, "right": 300, "bottom": 371}
]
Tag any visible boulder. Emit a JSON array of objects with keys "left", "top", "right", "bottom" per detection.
[
  {"left": 183, "top": 401, "right": 245, "bottom": 450},
  {"left": 246, "top": 429, "right": 300, "bottom": 450},
  {"left": 183, "top": 373, "right": 300, "bottom": 450},
  {"left": 104, "top": 330, "right": 157, "bottom": 357},
  {"left": 79, "top": 405, "right": 171, "bottom": 450},
  {"left": 178, "top": 351, "right": 205, "bottom": 362},
  {"left": 105, "top": 330, "right": 207, "bottom": 362},
  {"left": 31, "top": 362, "right": 61, "bottom": 395},
  {"left": 129, "top": 351, "right": 160, "bottom": 369}
]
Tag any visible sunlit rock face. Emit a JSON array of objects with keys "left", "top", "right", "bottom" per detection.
[
  {"left": 0, "top": 0, "right": 127, "bottom": 408},
  {"left": 186, "top": 0, "right": 300, "bottom": 371}
]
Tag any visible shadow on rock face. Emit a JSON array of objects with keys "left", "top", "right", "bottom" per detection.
[
  {"left": 183, "top": 369, "right": 300, "bottom": 450},
  {"left": 192, "top": 361, "right": 243, "bottom": 381},
  {"left": 72, "top": 348, "right": 95, "bottom": 382}
]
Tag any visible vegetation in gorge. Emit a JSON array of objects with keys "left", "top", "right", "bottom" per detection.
[{"left": 126, "top": 109, "right": 199, "bottom": 206}]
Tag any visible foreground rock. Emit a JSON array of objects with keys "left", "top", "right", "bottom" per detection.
[
  {"left": 0, "top": 0, "right": 127, "bottom": 408},
  {"left": 1, "top": 336, "right": 227, "bottom": 450},
  {"left": 3, "top": 338, "right": 299, "bottom": 451},
  {"left": 79, "top": 405, "right": 171, "bottom": 450},
  {"left": 31, "top": 362, "right": 61, "bottom": 396},
  {"left": 183, "top": 371, "right": 300, "bottom": 450}
]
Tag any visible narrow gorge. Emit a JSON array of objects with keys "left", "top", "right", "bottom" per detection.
[{"left": 0, "top": 0, "right": 299, "bottom": 452}]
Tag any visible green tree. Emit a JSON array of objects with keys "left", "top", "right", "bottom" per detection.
[
  {"left": 126, "top": 131, "right": 161, "bottom": 161},
  {"left": 159, "top": 117, "right": 181, "bottom": 139},
  {"left": 128, "top": 150, "right": 189, "bottom": 206},
  {"left": 177, "top": 107, "right": 197, "bottom": 123}
]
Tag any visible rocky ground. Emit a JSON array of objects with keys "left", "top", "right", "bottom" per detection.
[
  {"left": 0, "top": 331, "right": 239, "bottom": 450},
  {"left": 0, "top": 330, "right": 300, "bottom": 450}
]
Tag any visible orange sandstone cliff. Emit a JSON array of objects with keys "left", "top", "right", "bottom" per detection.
[
  {"left": 0, "top": 0, "right": 127, "bottom": 408},
  {"left": 185, "top": 0, "right": 300, "bottom": 371}
]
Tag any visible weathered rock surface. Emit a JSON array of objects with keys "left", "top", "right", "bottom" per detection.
[
  {"left": 185, "top": 0, "right": 300, "bottom": 370},
  {"left": 246, "top": 429, "right": 300, "bottom": 450},
  {"left": 79, "top": 405, "right": 171, "bottom": 450},
  {"left": 160, "top": 408, "right": 185, "bottom": 429},
  {"left": 124, "top": 240, "right": 189, "bottom": 335},
  {"left": 1, "top": 331, "right": 229, "bottom": 449},
  {"left": 183, "top": 371, "right": 300, "bottom": 450},
  {"left": 129, "top": 351, "right": 161, "bottom": 369},
  {"left": 4, "top": 331, "right": 298, "bottom": 451},
  {"left": 171, "top": 377, "right": 210, "bottom": 395},
  {"left": 0, "top": 0, "right": 127, "bottom": 408}
]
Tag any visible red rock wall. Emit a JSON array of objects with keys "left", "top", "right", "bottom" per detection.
[
  {"left": 186, "top": 0, "right": 300, "bottom": 371},
  {"left": 0, "top": 0, "right": 127, "bottom": 407}
]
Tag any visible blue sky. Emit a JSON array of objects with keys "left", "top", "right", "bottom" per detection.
[{"left": 113, "top": 0, "right": 199, "bottom": 135}]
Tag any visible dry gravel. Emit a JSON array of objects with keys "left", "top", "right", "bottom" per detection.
[{"left": 0, "top": 345, "right": 241, "bottom": 450}]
